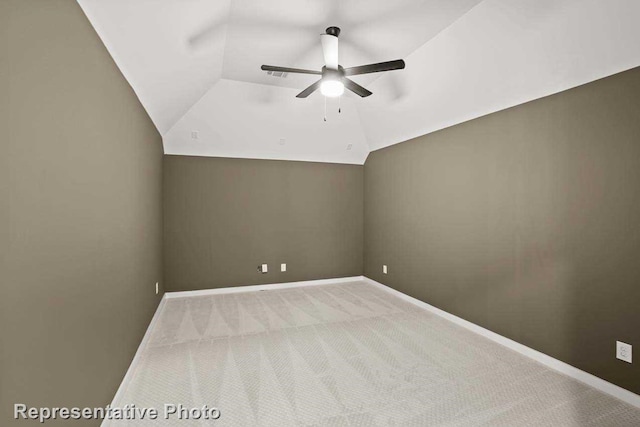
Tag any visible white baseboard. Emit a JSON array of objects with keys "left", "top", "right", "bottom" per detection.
[
  {"left": 164, "top": 276, "right": 363, "bottom": 299},
  {"left": 363, "top": 276, "right": 640, "bottom": 409},
  {"left": 101, "top": 295, "right": 167, "bottom": 427}
]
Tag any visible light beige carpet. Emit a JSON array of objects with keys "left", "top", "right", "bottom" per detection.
[{"left": 106, "top": 280, "right": 640, "bottom": 426}]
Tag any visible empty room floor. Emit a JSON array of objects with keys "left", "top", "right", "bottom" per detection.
[{"left": 106, "top": 279, "right": 640, "bottom": 426}]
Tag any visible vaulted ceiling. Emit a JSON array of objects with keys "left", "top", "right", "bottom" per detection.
[{"left": 78, "top": 0, "right": 640, "bottom": 164}]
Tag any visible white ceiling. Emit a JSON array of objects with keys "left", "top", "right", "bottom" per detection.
[{"left": 78, "top": 0, "right": 640, "bottom": 165}]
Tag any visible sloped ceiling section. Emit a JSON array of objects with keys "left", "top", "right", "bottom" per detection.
[
  {"left": 78, "top": 0, "right": 640, "bottom": 164},
  {"left": 77, "top": 0, "right": 232, "bottom": 135},
  {"left": 358, "top": 0, "right": 640, "bottom": 151}
]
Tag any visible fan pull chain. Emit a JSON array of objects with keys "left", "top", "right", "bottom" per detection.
[
  {"left": 338, "top": 95, "right": 341, "bottom": 114},
  {"left": 324, "top": 96, "right": 327, "bottom": 122}
]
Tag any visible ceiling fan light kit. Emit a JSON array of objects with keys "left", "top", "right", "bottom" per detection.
[
  {"left": 320, "top": 80, "right": 344, "bottom": 98},
  {"left": 261, "top": 26, "right": 406, "bottom": 100}
]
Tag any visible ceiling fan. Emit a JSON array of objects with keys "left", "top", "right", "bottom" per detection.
[{"left": 261, "top": 26, "right": 405, "bottom": 99}]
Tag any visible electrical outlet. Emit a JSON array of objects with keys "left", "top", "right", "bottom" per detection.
[
  {"left": 155, "top": 282, "right": 159, "bottom": 295},
  {"left": 616, "top": 341, "right": 632, "bottom": 363},
  {"left": 258, "top": 264, "right": 268, "bottom": 273},
  {"left": 383, "top": 265, "right": 388, "bottom": 274},
  {"left": 281, "top": 263, "right": 287, "bottom": 272}
]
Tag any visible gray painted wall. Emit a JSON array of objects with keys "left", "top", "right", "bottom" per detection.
[
  {"left": 163, "top": 156, "right": 363, "bottom": 291},
  {"left": 1, "top": 1, "right": 163, "bottom": 425},
  {"left": 364, "top": 66, "right": 640, "bottom": 394}
]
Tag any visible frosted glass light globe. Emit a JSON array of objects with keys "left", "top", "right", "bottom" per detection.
[{"left": 320, "top": 80, "right": 344, "bottom": 97}]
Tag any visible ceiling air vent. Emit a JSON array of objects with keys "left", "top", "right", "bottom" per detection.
[{"left": 267, "top": 70, "right": 288, "bottom": 78}]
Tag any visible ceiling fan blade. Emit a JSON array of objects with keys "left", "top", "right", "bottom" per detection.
[
  {"left": 261, "top": 65, "right": 321, "bottom": 75},
  {"left": 344, "top": 59, "right": 405, "bottom": 76},
  {"left": 296, "top": 80, "right": 323, "bottom": 98},
  {"left": 320, "top": 34, "right": 339, "bottom": 70},
  {"left": 343, "top": 78, "right": 372, "bottom": 98}
]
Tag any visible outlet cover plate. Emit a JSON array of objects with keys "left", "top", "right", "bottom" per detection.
[
  {"left": 281, "top": 263, "right": 286, "bottom": 272},
  {"left": 383, "top": 265, "right": 388, "bottom": 274},
  {"left": 616, "top": 341, "right": 632, "bottom": 363}
]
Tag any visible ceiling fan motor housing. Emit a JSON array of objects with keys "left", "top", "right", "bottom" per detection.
[{"left": 322, "top": 66, "right": 344, "bottom": 81}]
